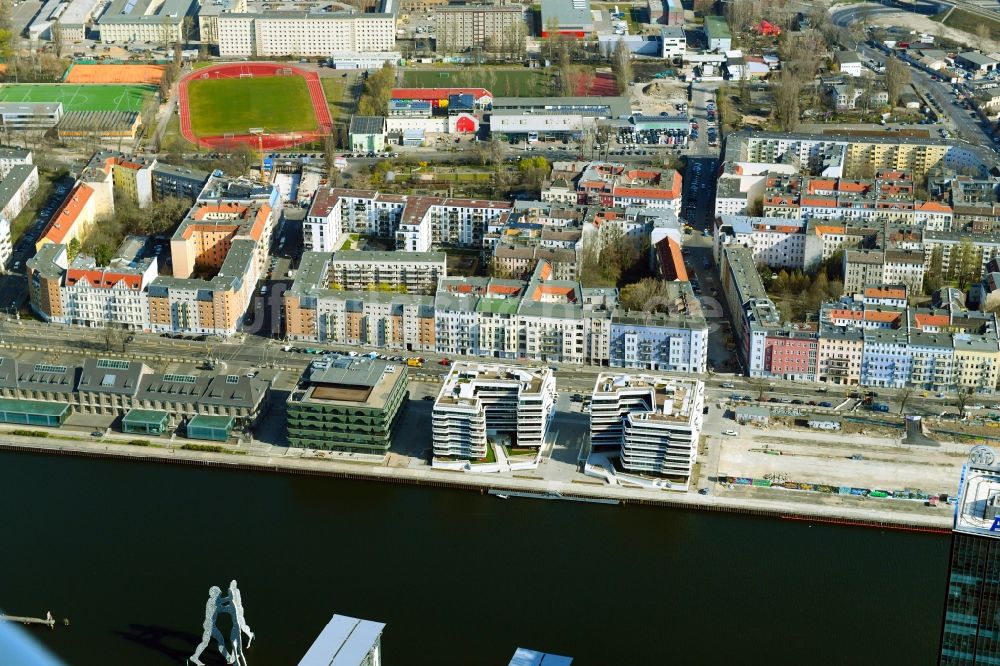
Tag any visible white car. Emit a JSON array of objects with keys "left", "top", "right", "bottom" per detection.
[{"left": 722, "top": 429, "right": 739, "bottom": 437}]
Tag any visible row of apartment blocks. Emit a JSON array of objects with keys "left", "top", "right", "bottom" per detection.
[
  {"left": 720, "top": 244, "right": 1000, "bottom": 391},
  {"left": 714, "top": 213, "right": 1000, "bottom": 288},
  {"left": 284, "top": 255, "right": 708, "bottom": 372},
  {"left": 28, "top": 165, "right": 279, "bottom": 337},
  {"left": 724, "top": 130, "right": 985, "bottom": 181},
  {"left": 0, "top": 355, "right": 269, "bottom": 427},
  {"left": 304, "top": 187, "right": 513, "bottom": 253},
  {"left": 715, "top": 166, "right": 999, "bottom": 233},
  {"left": 429, "top": 363, "right": 704, "bottom": 489}
]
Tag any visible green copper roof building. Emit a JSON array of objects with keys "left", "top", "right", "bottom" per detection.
[{"left": 286, "top": 357, "right": 408, "bottom": 455}]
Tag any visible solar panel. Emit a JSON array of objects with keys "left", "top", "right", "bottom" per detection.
[
  {"left": 97, "top": 358, "right": 129, "bottom": 370},
  {"left": 163, "top": 374, "right": 197, "bottom": 384},
  {"left": 34, "top": 364, "right": 67, "bottom": 374},
  {"left": 226, "top": 375, "right": 239, "bottom": 384}
]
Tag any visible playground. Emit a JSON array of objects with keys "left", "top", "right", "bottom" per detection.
[
  {"left": 178, "top": 62, "right": 333, "bottom": 150},
  {"left": 0, "top": 83, "right": 155, "bottom": 112}
]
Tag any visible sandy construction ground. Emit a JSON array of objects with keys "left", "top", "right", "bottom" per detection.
[{"left": 718, "top": 426, "right": 968, "bottom": 493}]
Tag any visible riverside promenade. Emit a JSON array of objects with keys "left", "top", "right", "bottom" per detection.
[{"left": 0, "top": 430, "right": 953, "bottom": 532}]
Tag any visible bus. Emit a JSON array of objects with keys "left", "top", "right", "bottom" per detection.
[{"left": 527, "top": 131, "right": 539, "bottom": 144}]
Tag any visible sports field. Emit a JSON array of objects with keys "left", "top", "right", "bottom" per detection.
[
  {"left": 0, "top": 83, "right": 155, "bottom": 112},
  {"left": 186, "top": 76, "right": 318, "bottom": 137},
  {"left": 402, "top": 69, "right": 553, "bottom": 97},
  {"left": 65, "top": 64, "right": 166, "bottom": 85}
]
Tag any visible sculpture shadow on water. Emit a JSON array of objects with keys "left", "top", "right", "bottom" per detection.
[{"left": 112, "top": 624, "right": 231, "bottom": 666}]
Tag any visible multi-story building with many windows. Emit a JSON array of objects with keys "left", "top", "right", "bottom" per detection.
[
  {"left": 217, "top": 5, "right": 397, "bottom": 58},
  {"left": 590, "top": 373, "right": 704, "bottom": 489},
  {"left": 432, "top": 362, "right": 555, "bottom": 460},
  {"left": 939, "top": 459, "right": 1000, "bottom": 664},
  {"left": 434, "top": 5, "right": 524, "bottom": 54},
  {"left": 286, "top": 357, "right": 408, "bottom": 454},
  {"left": 327, "top": 250, "right": 446, "bottom": 294}
]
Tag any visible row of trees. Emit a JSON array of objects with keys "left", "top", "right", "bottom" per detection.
[{"left": 924, "top": 241, "right": 982, "bottom": 293}]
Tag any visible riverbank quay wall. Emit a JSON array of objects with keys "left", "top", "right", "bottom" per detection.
[{"left": 0, "top": 437, "right": 951, "bottom": 533}]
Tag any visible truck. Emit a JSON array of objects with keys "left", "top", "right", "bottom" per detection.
[{"left": 406, "top": 358, "right": 423, "bottom": 368}]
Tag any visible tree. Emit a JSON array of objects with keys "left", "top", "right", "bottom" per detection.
[
  {"left": 67, "top": 237, "right": 81, "bottom": 261},
  {"left": 51, "top": 21, "right": 63, "bottom": 59},
  {"left": 619, "top": 278, "right": 676, "bottom": 312},
  {"left": 955, "top": 387, "right": 972, "bottom": 414},
  {"left": 324, "top": 134, "right": 338, "bottom": 177},
  {"left": 772, "top": 71, "right": 801, "bottom": 131},
  {"left": 102, "top": 323, "right": 129, "bottom": 353},
  {"left": 884, "top": 56, "right": 911, "bottom": 107},
  {"left": 0, "top": 0, "right": 14, "bottom": 63},
  {"left": 612, "top": 39, "right": 633, "bottom": 96},
  {"left": 898, "top": 386, "right": 913, "bottom": 415}
]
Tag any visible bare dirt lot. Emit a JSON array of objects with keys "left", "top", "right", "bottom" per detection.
[{"left": 718, "top": 426, "right": 967, "bottom": 493}]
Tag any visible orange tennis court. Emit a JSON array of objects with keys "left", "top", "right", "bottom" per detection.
[{"left": 64, "top": 64, "right": 166, "bottom": 85}]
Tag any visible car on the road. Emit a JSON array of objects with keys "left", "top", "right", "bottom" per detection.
[
  {"left": 439, "top": 358, "right": 451, "bottom": 366},
  {"left": 698, "top": 487, "right": 710, "bottom": 495},
  {"left": 91, "top": 431, "right": 103, "bottom": 437},
  {"left": 570, "top": 394, "right": 583, "bottom": 402},
  {"left": 819, "top": 401, "right": 833, "bottom": 408},
  {"left": 722, "top": 429, "right": 738, "bottom": 436},
  {"left": 720, "top": 382, "right": 735, "bottom": 388}
]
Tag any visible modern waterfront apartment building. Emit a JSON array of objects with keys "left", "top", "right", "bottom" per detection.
[
  {"left": 940, "top": 460, "right": 1000, "bottom": 664},
  {"left": 432, "top": 362, "right": 555, "bottom": 460},
  {"left": 286, "top": 357, "right": 408, "bottom": 454},
  {"left": 590, "top": 373, "right": 704, "bottom": 488}
]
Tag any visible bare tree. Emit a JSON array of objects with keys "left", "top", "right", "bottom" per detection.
[
  {"left": 772, "top": 71, "right": 801, "bottom": 131},
  {"left": 612, "top": 39, "right": 632, "bottom": 96},
  {"left": 884, "top": 56, "right": 911, "bottom": 107},
  {"left": 51, "top": 21, "right": 63, "bottom": 59},
  {"left": 898, "top": 386, "right": 913, "bottom": 415},
  {"left": 102, "top": 323, "right": 129, "bottom": 353},
  {"left": 955, "top": 387, "right": 972, "bottom": 414}
]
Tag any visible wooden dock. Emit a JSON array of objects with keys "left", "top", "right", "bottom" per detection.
[{"left": 0, "top": 611, "right": 56, "bottom": 629}]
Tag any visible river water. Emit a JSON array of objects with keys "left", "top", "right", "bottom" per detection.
[{"left": 0, "top": 452, "right": 947, "bottom": 665}]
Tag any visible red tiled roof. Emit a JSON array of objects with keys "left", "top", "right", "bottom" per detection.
[{"left": 40, "top": 183, "right": 93, "bottom": 245}]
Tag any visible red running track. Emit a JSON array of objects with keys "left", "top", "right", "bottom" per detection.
[{"left": 177, "top": 62, "right": 334, "bottom": 150}]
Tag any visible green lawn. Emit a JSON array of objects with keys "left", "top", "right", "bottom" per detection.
[
  {"left": 321, "top": 76, "right": 349, "bottom": 124},
  {"left": 402, "top": 68, "right": 553, "bottom": 97},
  {"left": 187, "top": 76, "right": 318, "bottom": 137},
  {"left": 0, "top": 83, "right": 155, "bottom": 112}
]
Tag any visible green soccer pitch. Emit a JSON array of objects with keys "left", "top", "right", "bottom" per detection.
[
  {"left": 0, "top": 83, "right": 156, "bottom": 112},
  {"left": 186, "top": 75, "right": 318, "bottom": 137}
]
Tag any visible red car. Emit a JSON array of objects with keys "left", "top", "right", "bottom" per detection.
[{"left": 439, "top": 358, "right": 451, "bottom": 366}]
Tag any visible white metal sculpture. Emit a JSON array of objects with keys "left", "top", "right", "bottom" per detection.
[{"left": 188, "top": 580, "right": 254, "bottom": 666}]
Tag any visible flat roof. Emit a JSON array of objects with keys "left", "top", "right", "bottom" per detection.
[
  {"left": 955, "top": 463, "right": 1000, "bottom": 537},
  {"left": 122, "top": 408, "right": 169, "bottom": 425},
  {"left": 540, "top": 0, "right": 593, "bottom": 30},
  {"left": 0, "top": 397, "right": 69, "bottom": 416},
  {"left": 187, "top": 414, "right": 235, "bottom": 428},
  {"left": 297, "top": 615, "right": 385, "bottom": 666},
  {"left": 299, "top": 358, "right": 404, "bottom": 409}
]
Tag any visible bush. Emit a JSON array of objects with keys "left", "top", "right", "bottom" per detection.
[
  {"left": 127, "top": 439, "right": 151, "bottom": 447},
  {"left": 181, "top": 443, "right": 226, "bottom": 453},
  {"left": 12, "top": 429, "right": 48, "bottom": 438}
]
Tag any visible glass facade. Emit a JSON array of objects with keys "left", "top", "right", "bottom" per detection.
[{"left": 941, "top": 532, "right": 1000, "bottom": 665}]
